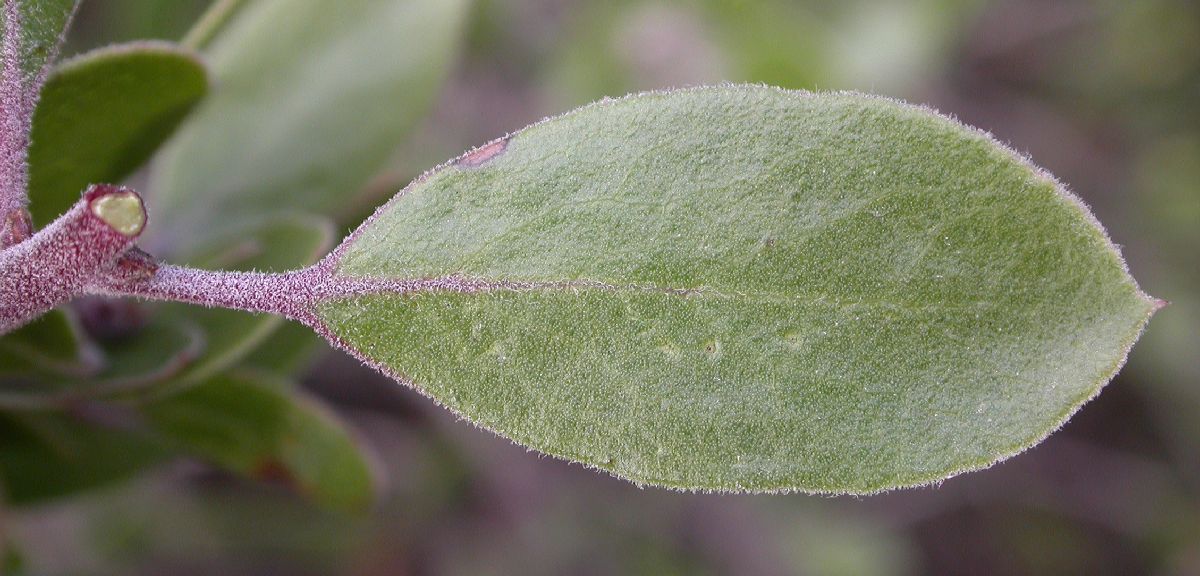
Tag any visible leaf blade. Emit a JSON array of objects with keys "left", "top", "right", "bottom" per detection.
[
  {"left": 151, "top": 0, "right": 471, "bottom": 242},
  {"left": 142, "top": 370, "right": 378, "bottom": 512},
  {"left": 28, "top": 42, "right": 209, "bottom": 226},
  {"left": 315, "top": 86, "right": 1155, "bottom": 493},
  {"left": 0, "top": 410, "right": 167, "bottom": 505}
]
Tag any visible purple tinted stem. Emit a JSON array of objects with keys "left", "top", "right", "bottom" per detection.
[
  {"left": 0, "top": 1, "right": 30, "bottom": 217},
  {"left": 88, "top": 265, "right": 318, "bottom": 321},
  {"left": 0, "top": 184, "right": 144, "bottom": 333}
]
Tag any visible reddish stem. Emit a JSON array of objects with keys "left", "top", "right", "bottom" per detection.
[
  {"left": 82, "top": 248, "right": 517, "bottom": 336},
  {"left": 0, "top": 1, "right": 30, "bottom": 218},
  {"left": 0, "top": 185, "right": 145, "bottom": 333},
  {"left": 87, "top": 264, "right": 321, "bottom": 322}
]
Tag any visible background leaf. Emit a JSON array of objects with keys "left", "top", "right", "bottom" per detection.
[
  {"left": 0, "top": 410, "right": 167, "bottom": 505},
  {"left": 545, "top": 0, "right": 981, "bottom": 109},
  {"left": 142, "top": 370, "right": 378, "bottom": 512},
  {"left": 0, "top": 313, "right": 203, "bottom": 410},
  {"left": 27, "top": 42, "right": 208, "bottom": 226},
  {"left": 149, "top": 0, "right": 472, "bottom": 247},
  {"left": 0, "top": 310, "right": 95, "bottom": 379},
  {"left": 318, "top": 86, "right": 1156, "bottom": 493}
]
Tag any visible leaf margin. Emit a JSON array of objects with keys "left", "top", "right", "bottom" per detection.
[{"left": 311, "top": 85, "right": 1161, "bottom": 495}]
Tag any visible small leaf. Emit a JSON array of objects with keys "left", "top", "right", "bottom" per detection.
[
  {"left": 142, "top": 370, "right": 378, "bottom": 512},
  {"left": 150, "top": 0, "right": 471, "bottom": 243},
  {"left": 28, "top": 42, "right": 208, "bottom": 226},
  {"left": 313, "top": 87, "right": 1157, "bottom": 493},
  {"left": 0, "top": 410, "right": 167, "bottom": 505}
]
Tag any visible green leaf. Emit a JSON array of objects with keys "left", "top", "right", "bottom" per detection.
[
  {"left": 0, "top": 310, "right": 96, "bottom": 378},
  {"left": 0, "top": 410, "right": 167, "bottom": 505},
  {"left": 142, "top": 370, "right": 377, "bottom": 512},
  {"left": 240, "top": 320, "right": 325, "bottom": 374},
  {"left": 1, "top": 0, "right": 76, "bottom": 84},
  {"left": 315, "top": 86, "right": 1157, "bottom": 493},
  {"left": 0, "top": 314, "right": 203, "bottom": 410},
  {"left": 151, "top": 0, "right": 471, "bottom": 243},
  {"left": 28, "top": 42, "right": 208, "bottom": 226}
]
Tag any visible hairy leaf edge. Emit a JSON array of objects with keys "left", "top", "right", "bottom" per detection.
[
  {"left": 46, "top": 40, "right": 209, "bottom": 79},
  {"left": 310, "top": 85, "right": 1160, "bottom": 494}
]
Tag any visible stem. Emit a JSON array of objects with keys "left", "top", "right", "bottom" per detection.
[
  {"left": 0, "top": 185, "right": 146, "bottom": 334},
  {"left": 0, "top": 0, "right": 76, "bottom": 219},
  {"left": 87, "top": 264, "right": 320, "bottom": 323},
  {"left": 83, "top": 257, "right": 507, "bottom": 328},
  {"left": 182, "top": 0, "right": 250, "bottom": 51},
  {"left": 0, "top": 1, "right": 29, "bottom": 218}
]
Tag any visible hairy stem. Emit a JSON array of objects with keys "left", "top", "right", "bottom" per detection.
[
  {"left": 0, "top": 1, "right": 29, "bottom": 217},
  {"left": 0, "top": 185, "right": 146, "bottom": 334},
  {"left": 87, "top": 264, "right": 319, "bottom": 322},
  {"left": 83, "top": 256, "right": 508, "bottom": 330},
  {"left": 1, "top": 0, "right": 79, "bottom": 220}
]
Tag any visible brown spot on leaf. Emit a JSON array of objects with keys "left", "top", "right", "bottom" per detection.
[
  {"left": 456, "top": 136, "right": 510, "bottom": 168},
  {"left": 703, "top": 339, "right": 722, "bottom": 359}
]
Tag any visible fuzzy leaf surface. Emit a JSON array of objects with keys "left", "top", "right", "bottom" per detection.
[
  {"left": 151, "top": 0, "right": 470, "bottom": 243},
  {"left": 317, "top": 87, "right": 1156, "bottom": 493},
  {"left": 28, "top": 42, "right": 208, "bottom": 225}
]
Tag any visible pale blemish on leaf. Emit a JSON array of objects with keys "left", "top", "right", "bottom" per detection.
[{"left": 456, "top": 135, "right": 511, "bottom": 169}]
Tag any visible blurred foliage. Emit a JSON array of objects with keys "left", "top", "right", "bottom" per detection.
[{"left": 0, "top": 0, "right": 1197, "bottom": 574}]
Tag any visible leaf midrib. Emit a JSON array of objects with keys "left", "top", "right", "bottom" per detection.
[{"left": 324, "top": 274, "right": 1003, "bottom": 315}]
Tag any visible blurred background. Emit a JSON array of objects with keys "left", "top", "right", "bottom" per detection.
[{"left": 5, "top": 0, "right": 1198, "bottom": 574}]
